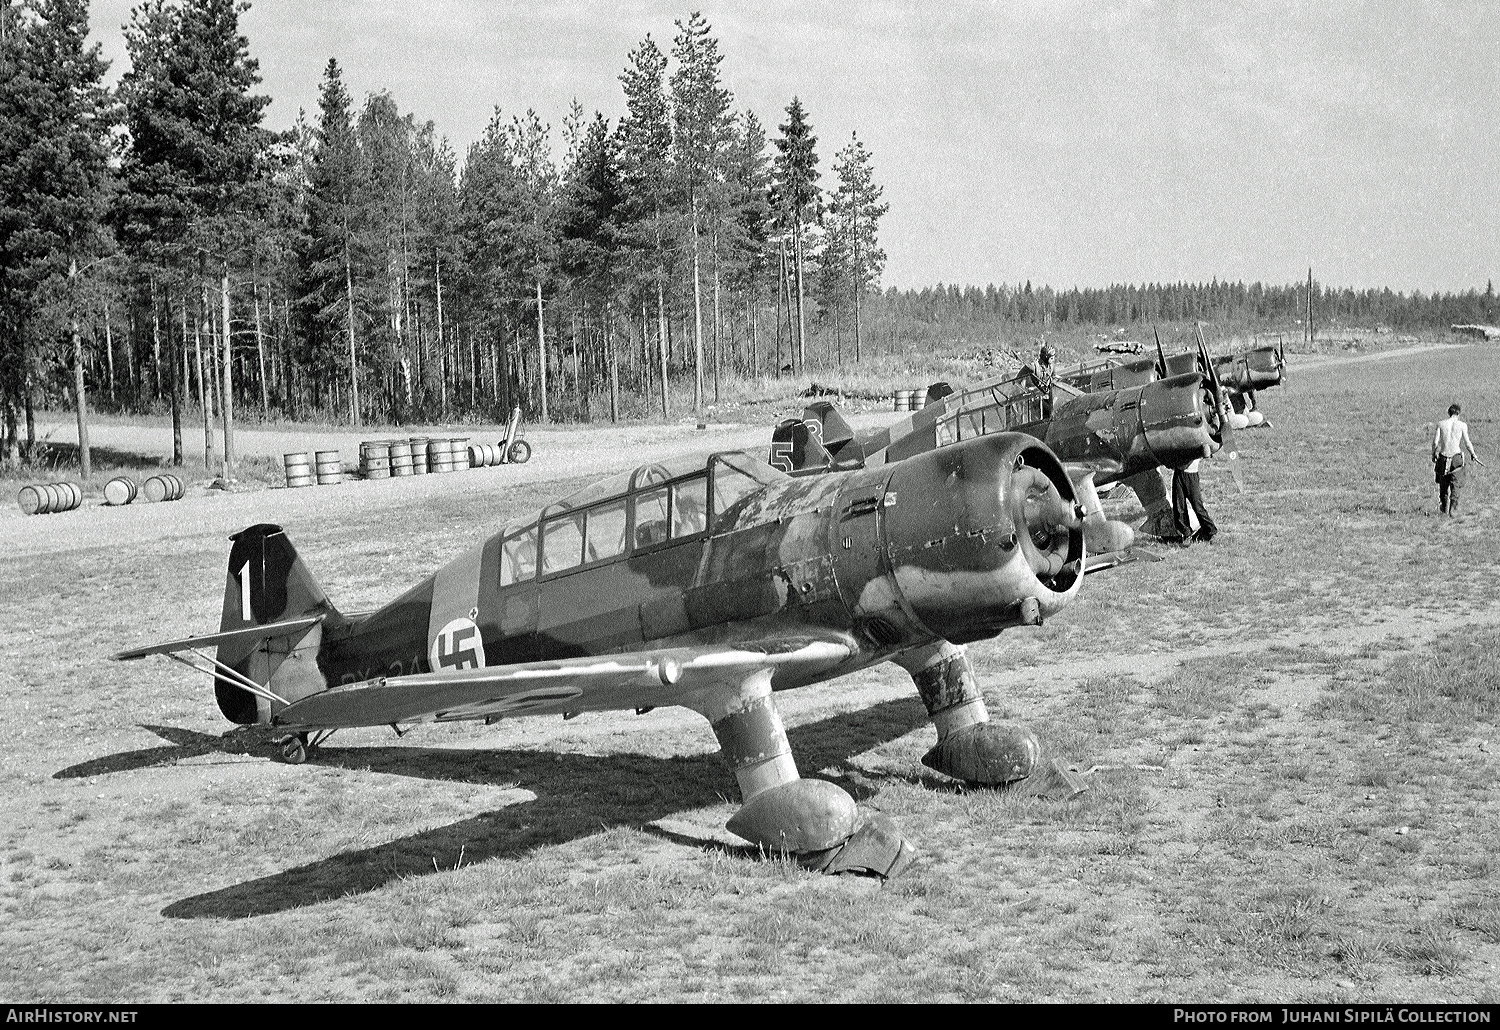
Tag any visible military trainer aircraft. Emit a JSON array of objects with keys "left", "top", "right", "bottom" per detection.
[
  {"left": 772, "top": 332, "right": 1238, "bottom": 549},
  {"left": 1060, "top": 328, "right": 1286, "bottom": 429},
  {"left": 116, "top": 435, "right": 1092, "bottom": 879}
]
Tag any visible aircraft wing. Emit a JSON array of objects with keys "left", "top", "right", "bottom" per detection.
[
  {"left": 272, "top": 636, "right": 855, "bottom": 730},
  {"left": 112, "top": 616, "right": 325, "bottom": 661}
]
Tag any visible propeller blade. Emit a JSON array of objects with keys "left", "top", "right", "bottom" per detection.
[
  {"left": 1196, "top": 323, "right": 1245, "bottom": 492},
  {"left": 1153, "top": 326, "right": 1167, "bottom": 380}
]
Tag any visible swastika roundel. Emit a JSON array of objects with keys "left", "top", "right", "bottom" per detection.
[{"left": 430, "top": 617, "right": 487, "bottom": 672}]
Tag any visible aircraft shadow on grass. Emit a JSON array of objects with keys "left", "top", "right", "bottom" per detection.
[{"left": 54, "top": 697, "right": 931, "bottom": 920}]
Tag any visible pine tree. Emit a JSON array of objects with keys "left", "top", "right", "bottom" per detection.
[
  {"left": 616, "top": 34, "right": 674, "bottom": 417},
  {"left": 455, "top": 111, "right": 521, "bottom": 418},
  {"left": 303, "top": 57, "right": 367, "bottom": 425},
  {"left": 670, "top": 12, "right": 733, "bottom": 410},
  {"left": 507, "top": 110, "right": 559, "bottom": 422},
  {"left": 558, "top": 112, "right": 624, "bottom": 420},
  {"left": 725, "top": 111, "right": 771, "bottom": 376},
  {"left": 772, "top": 96, "right": 819, "bottom": 373},
  {"left": 118, "top": 0, "right": 270, "bottom": 473},
  {"left": 0, "top": 0, "right": 115, "bottom": 472},
  {"left": 827, "top": 131, "right": 887, "bottom": 362}
]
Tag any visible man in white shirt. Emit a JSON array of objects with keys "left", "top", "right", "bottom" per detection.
[{"left": 1432, "top": 403, "right": 1481, "bottom": 517}]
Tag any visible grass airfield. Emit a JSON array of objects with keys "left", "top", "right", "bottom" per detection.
[{"left": 1, "top": 344, "right": 1497, "bottom": 1003}]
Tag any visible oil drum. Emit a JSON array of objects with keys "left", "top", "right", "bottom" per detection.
[
  {"left": 388, "top": 439, "right": 413, "bottom": 477},
  {"left": 103, "top": 476, "right": 138, "bottom": 506},
  {"left": 284, "top": 452, "right": 314, "bottom": 488},
  {"left": 314, "top": 450, "right": 342, "bottom": 486}
]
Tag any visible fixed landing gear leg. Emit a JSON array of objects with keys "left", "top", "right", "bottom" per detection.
[
  {"left": 684, "top": 671, "right": 915, "bottom": 878},
  {"left": 897, "top": 641, "right": 1085, "bottom": 797}
]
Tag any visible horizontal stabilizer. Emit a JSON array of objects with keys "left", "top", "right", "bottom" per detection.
[
  {"left": 112, "top": 615, "right": 324, "bottom": 661},
  {"left": 274, "top": 637, "right": 853, "bottom": 730}
]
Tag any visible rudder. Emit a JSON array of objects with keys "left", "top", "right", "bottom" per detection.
[{"left": 217, "top": 524, "right": 339, "bottom": 724}]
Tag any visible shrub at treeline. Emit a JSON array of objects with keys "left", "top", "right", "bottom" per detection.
[{"left": 1, "top": 1, "right": 1495, "bottom": 470}]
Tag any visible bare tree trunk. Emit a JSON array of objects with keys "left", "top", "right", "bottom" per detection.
[
  {"left": 197, "top": 263, "right": 217, "bottom": 472},
  {"left": 220, "top": 263, "right": 234, "bottom": 481},
  {"left": 104, "top": 299, "right": 115, "bottom": 403},
  {"left": 160, "top": 288, "right": 181, "bottom": 467},
  {"left": 345, "top": 251, "right": 360, "bottom": 426},
  {"left": 126, "top": 301, "right": 139, "bottom": 408},
  {"left": 607, "top": 302, "right": 618, "bottom": 423},
  {"left": 570, "top": 305, "right": 580, "bottom": 420},
  {"left": 253, "top": 276, "right": 268, "bottom": 417},
  {"left": 69, "top": 260, "right": 90, "bottom": 480},
  {"left": 436, "top": 258, "right": 448, "bottom": 418},
  {"left": 691, "top": 203, "right": 704, "bottom": 413},
  {"left": 536, "top": 278, "right": 548, "bottom": 422},
  {"left": 657, "top": 277, "right": 669, "bottom": 418},
  {"left": 794, "top": 224, "right": 807, "bottom": 373},
  {"left": 151, "top": 303, "right": 162, "bottom": 401},
  {"left": 3, "top": 395, "right": 17, "bottom": 467},
  {"left": 852, "top": 206, "right": 862, "bottom": 363},
  {"left": 711, "top": 226, "right": 721, "bottom": 404}
]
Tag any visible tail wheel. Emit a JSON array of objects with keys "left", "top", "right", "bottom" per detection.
[
  {"left": 507, "top": 440, "right": 532, "bottom": 464},
  {"left": 278, "top": 733, "right": 308, "bottom": 765}
]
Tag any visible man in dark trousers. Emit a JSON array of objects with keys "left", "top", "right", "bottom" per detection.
[
  {"left": 1171, "top": 457, "right": 1218, "bottom": 547},
  {"left": 1432, "top": 403, "right": 1481, "bottom": 517}
]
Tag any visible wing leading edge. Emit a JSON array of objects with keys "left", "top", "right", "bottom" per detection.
[{"left": 273, "top": 637, "right": 854, "bottom": 730}]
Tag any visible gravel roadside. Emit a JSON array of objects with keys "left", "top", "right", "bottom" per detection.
[{"left": 5, "top": 409, "right": 899, "bottom": 557}]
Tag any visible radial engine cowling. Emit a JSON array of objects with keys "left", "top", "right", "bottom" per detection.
[
  {"left": 879, "top": 432, "right": 1085, "bottom": 645},
  {"left": 1139, "top": 371, "right": 1218, "bottom": 469}
]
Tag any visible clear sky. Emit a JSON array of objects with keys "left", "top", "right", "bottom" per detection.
[{"left": 86, "top": 0, "right": 1498, "bottom": 294}]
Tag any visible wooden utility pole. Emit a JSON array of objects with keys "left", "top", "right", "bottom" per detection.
[{"left": 1306, "top": 267, "right": 1314, "bottom": 349}]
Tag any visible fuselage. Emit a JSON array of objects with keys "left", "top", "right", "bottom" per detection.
[
  {"left": 314, "top": 435, "right": 1085, "bottom": 704},
  {"left": 825, "top": 370, "right": 1218, "bottom": 487}
]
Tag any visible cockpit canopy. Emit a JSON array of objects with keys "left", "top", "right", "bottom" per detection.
[{"left": 497, "top": 451, "right": 787, "bottom": 586}]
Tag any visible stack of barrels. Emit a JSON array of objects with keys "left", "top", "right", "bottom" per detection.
[
  {"left": 279, "top": 434, "right": 510, "bottom": 489},
  {"left": 17, "top": 482, "right": 83, "bottom": 515},
  {"left": 893, "top": 389, "right": 920, "bottom": 411}
]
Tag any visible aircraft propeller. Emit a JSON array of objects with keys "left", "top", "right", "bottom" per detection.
[
  {"left": 1195, "top": 323, "right": 1245, "bottom": 493},
  {"left": 1153, "top": 326, "right": 1168, "bottom": 381}
]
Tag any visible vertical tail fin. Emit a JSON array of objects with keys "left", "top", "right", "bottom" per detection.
[
  {"left": 800, "top": 400, "right": 856, "bottom": 459},
  {"left": 216, "top": 524, "right": 340, "bottom": 724}
]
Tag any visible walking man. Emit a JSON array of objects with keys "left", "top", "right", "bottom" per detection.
[
  {"left": 1171, "top": 457, "right": 1218, "bottom": 547},
  {"left": 1433, "top": 403, "right": 1481, "bottom": 517}
]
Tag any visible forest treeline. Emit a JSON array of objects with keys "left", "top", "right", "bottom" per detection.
[{"left": 1, "top": 1, "right": 1494, "bottom": 474}]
